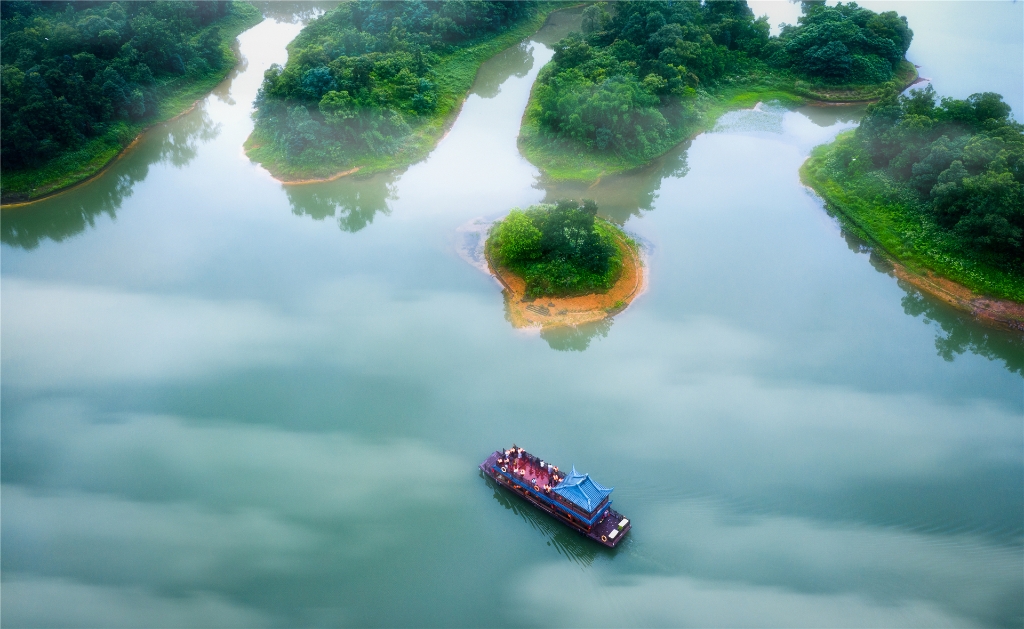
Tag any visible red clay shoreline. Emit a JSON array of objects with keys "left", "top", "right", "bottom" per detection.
[{"left": 892, "top": 263, "right": 1024, "bottom": 333}]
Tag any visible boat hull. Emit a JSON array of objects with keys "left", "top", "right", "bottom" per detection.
[{"left": 480, "top": 451, "right": 630, "bottom": 548}]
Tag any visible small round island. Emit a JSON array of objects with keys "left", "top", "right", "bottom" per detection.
[{"left": 485, "top": 200, "right": 645, "bottom": 329}]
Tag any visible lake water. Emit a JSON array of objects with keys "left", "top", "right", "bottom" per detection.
[{"left": 2, "top": 3, "right": 1022, "bottom": 627}]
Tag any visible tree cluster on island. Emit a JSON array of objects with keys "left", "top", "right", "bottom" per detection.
[
  {"left": 488, "top": 200, "right": 628, "bottom": 298},
  {"left": 249, "top": 1, "right": 538, "bottom": 170},
  {"left": 1, "top": 1, "right": 250, "bottom": 173},
  {"left": 526, "top": 0, "right": 914, "bottom": 164}
]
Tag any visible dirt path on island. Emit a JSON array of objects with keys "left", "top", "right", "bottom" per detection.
[{"left": 487, "top": 234, "right": 646, "bottom": 329}]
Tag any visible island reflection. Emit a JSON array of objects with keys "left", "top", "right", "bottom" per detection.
[
  {"left": 539, "top": 145, "right": 688, "bottom": 226},
  {"left": 1, "top": 105, "right": 219, "bottom": 250},
  {"left": 840, "top": 228, "right": 1024, "bottom": 374},
  {"left": 472, "top": 41, "right": 534, "bottom": 100},
  {"left": 539, "top": 319, "right": 614, "bottom": 352},
  {"left": 285, "top": 172, "right": 397, "bottom": 233}
]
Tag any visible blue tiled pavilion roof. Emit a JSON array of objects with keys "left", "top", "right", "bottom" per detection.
[{"left": 552, "top": 466, "right": 613, "bottom": 513}]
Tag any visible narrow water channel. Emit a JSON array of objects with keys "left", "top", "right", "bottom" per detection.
[{"left": 2, "top": 4, "right": 1022, "bottom": 627}]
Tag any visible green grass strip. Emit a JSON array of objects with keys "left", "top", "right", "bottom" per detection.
[{"left": 801, "top": 132, "right": 1024, "bottom": 302}]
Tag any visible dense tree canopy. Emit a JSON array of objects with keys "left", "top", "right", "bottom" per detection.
[
  {"left": 1, "top": 1, "right": 241, "bottom": 171},
  {"left": 529, "top": 1, "right": 767, "bottom": 160},
  {"left": 528, "top": 1, "right": 913, "bottom": 160},
  {"left": 489, "top": 199, "right": 623, "bottom": 297},
  {"left": 771, "top": 2, "right": 912, "bottom": 84},
  {"left": 251, "top": 0, "right": 537, "bottom": 163},
  {"left": 853, "top": 86, "right": 1023, "bottom": 267}
]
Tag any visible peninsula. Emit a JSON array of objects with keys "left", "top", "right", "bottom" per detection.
[
  {"left": 1, "top": 1, "right": 263, "bottom": 204},
  {"left": 802, "top": 86, "right": 1024, "bottom": 331},
  {"left": 519, "top": 1, "right": 918, "bottom": 182},
  {"left": 486, "top": 200, "right": 644, "bottom": 328},
  {"left": 244, "top": 1, "right": 559, "bottom": 183}
]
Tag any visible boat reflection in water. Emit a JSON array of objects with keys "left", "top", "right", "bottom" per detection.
[{"left": 483, "top": 474, "right": 603, "bottom": 566}]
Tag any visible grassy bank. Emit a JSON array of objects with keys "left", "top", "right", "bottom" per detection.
[
  {"left": 1, "top": 3, "right": 263, "bottom": 205},
  {"left": 519, "top": 62, "right": 917, "bottom": 183},
  {"left": 802, "top": 131, "right": 1023, "bottom": 303},
  {"left": 245, "top": 4, "right": 573, "bottom": 182}
]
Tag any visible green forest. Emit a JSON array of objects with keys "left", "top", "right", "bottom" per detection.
[
  {"left": 521, "top": 0, "right": 917, "bottom": 179},
  {"left": 245, "top": 0, "right": 547, "bottom": 180},
  {"left": 803, "top": 86, "right": 1023, "bottom": 301},
  {"left": 488, "top": 200, "right": 629, "bottom": 297},
  {"left": 0, "top": 0, "right": 262, "bottom": 202}
]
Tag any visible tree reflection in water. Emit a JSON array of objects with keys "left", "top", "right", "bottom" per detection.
[
  {"left": 901, "top": 288, "right": 1024, "bottom": 375},
  {"left": 473, "top": 41, "right": 534, "bottom": 99},
  {"left": 540, "top": 319, "right": 614, "bottom": 352},
  {"left": 539, "top": 143, "right": 689, "bottom": 226},
  {"left": 482, "top": 473, "right": 603, "bottom": 566},
  {"left": 1, "top": 105, "right": 219, "bottom": 250},
  {"left": 797, "top": 103, "right": 868, "bottom": 127},
  {"left": 840, "top": 228, "right": 1024, "bottom": 374},
  {"left": 285, "top": 172, "right": 397, "bottom": 233}
]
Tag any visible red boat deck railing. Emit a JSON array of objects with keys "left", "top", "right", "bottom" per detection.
[{"left": 493, "top": 448, "right": 609, "bottom": 522}]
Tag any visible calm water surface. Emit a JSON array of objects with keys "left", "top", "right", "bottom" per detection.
[{"left": 2, "top": 3, "right": 1023, "bottom": 627}]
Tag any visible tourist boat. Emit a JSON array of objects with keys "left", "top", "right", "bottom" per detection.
[{"left": 480, "top": 446, "right": 631, "bottom": 548}]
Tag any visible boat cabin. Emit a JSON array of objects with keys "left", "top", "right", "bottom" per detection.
[{"left": 494, "top": 447, "right": 614, "bottom": 528}]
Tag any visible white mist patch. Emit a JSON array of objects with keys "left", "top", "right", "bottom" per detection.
[
  {"left": 3, "top": 405, "right": 467, "bottom": 520},
  {"left": 0, "top": 278, "right": 315, "bottom": 388},
  {"left": 0, "top": 407, "right": 468, "bottom": 627},
  {"left": 1, "top": 575, "right": 273, "bottom": 629},
  {"left": 635, "top": 499, "right": 1022, "bottom": 625},
  {"left": 514, "top": 545, "right": 986, "bottom": 628}
]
